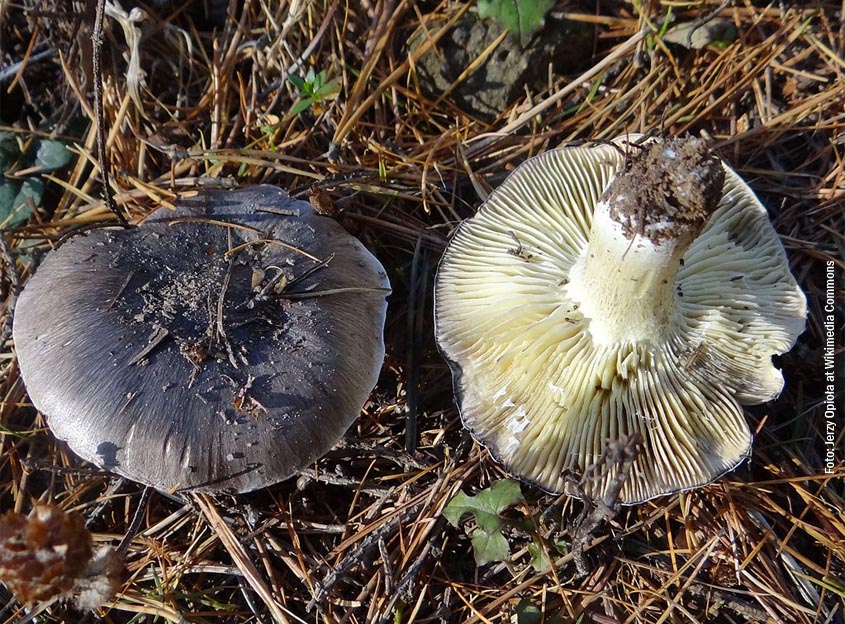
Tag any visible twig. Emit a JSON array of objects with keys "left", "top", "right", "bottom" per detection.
[
  {"left": 117, "top": 485, "right": 154, "bottom": 555},
  {"left": 237, "top": 575, "right": 265, "bottom": 622},
  {"left": 683, "top": 0, "right": 732, "bottom": 49},
  {"left": 307, "top": 500, "right": 424, "bottom": 612},
  {"left": 405, "top": 237, "right": 428, "bottom": 453},
  {"left": 128, "top": 324, "right": 170, "bottom": 365},
  {"left": 378, "top": 537, "right": 393, "bottom": 595},
  {"left": 296, "top": 468, "right": 391, "bottom": 496},
  {"left": 84, "top": 477, "right": 128, "bottom": 529},
  {"left": 568, "top": 433, "right": 643, "bottom": 576},
  {"left": 282, "top": 287, "right": 391, "bottom": 300},
  {"left": 106, "top": 270, "right": 135, "bottom": 310},
  {"left": 0, "top": 235, "right": 20, "bottom": 346},
  {"left": 282, "top": 253, "right": 334, "bottom": 291},
  {"left": 0, "top": 48, "right": 56, "bottom": 85},
  {"left": 242, "top": 253, "right": 336, "bottom": 310},
  {"left": 215, "top": 228, "right": 239, "bottom": 369},
  {"left": 465, "top": 28, "right": 649, "bottom": 159},
  {"left": 376, "top": 536, "right": 437, "bottom": 624},
  {"left": 686, "top": 583, "right": 772, "bottom": 622},
  {"left": 92, "top": 0, "right": 129, "bottom": 226},
  {"left": 194, "top": 493, "right": 296, "bottom": 624}
]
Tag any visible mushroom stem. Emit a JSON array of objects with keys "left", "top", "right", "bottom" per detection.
[
  {"left": 567, "top": 205, "right": 690, "bottom": 345},
  {"left": 566, "top": 137, "right": 725, "bottom": 346}
]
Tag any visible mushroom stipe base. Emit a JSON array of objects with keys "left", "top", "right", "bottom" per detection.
[
  {"left": 604, "top": 137, "right": 725, "bottom": 245},
  {"left": 13, "top": 186, "right": 390, "bottom": 494}
]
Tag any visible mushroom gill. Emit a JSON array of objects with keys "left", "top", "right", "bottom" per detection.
[{"left": 434, "top": 135, "right": 806, "bottom": 504}]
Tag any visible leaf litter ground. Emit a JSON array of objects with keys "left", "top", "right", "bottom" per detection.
[{"left": 0, "top": 1, "right": 843, "bottom": 623}]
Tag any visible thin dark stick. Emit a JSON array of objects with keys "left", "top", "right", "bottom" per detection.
[
  {"left": 283, "top": 252, "right": 335, "bottom": 290},
  {"left": 117, "top": 486, "right": 153, "bottom": 555},
  {"left": 85, "top": 477, "right": 128, "bottom": 529},
  {"left": 215, "top": 228, "right": 239, "bottom": 368},
  {"left": 568, "top": 433, "right": 643, "bottom": 576},
  {"left": 378, "top": 537, "right": 393, "bottom": 595},
  {"left": 684, "top": 0, "right": 732, "bottom": 49},
  {"left": 405, "top": 237, "right": 427, "bottom": 453},
  {"left": 306, "top": 500, "right": 424, "bottom": 612},
  {"left": 376, "top": 533, "right": 437, "bottom": 624},
  {"left": 92, "top": 0, "right": 129, "bottom": 227}
]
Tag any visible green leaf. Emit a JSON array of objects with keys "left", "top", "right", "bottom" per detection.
[
  {"left": 443, "top": 479, "right": 524, "bottom": 533},
  {"left": 34, "top": 139, "right": 72, "bottom": 172},
  {"left": 314, "top": 77, "right": 341, "bottom": 100},
  {"left": 287, "top": 74, "right": 307, "bottom": 92},
  {"left": 515, "top": 600, "right": 542, "bottom": 624},
  {"left": 310, "top": 69, "right": 325, "bottom": 90},
  {"left": 477, "top": 0, "right": 555, "bottom": 44},
  {"left": 470, "top": 528, "right": 510, "bottom": 566},
  {"left": 527, "top": 539, "right": 551, "bottom": 572},
  {"left": 289, "top": 98, "right": 314, "bottom": 116},
  {"left": 0, "top": 132, "right": 20, "bottom": 170},
  {"left": 0, "top": 177, "right": 43, "bottom": 227},
  {"left": 0, "top": 180, "right": 20, "bottom": 222},
  {"left": 443, "top": 479, "right": 525, "bottom": 566},
  {"left": 515, "top": 600, "right": 568, "bottom": 624}
]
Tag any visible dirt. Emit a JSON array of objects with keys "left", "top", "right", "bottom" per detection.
[
  {"left": 103, "top": 222, "right": 293, "bottom": 380},
  {"left": 604, "top": 136, "right": 726, "bottom": 244}
]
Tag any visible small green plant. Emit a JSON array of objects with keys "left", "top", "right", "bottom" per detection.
[
  {"left": 477, "top": 0, "right": 555, "bottom": 45},
  {"left": 443, "top": 479, "right": 526, "bottom": 566},
  {"left": 0, "top": 132, "right": 72, "bottom": 227},
  {"left": 287, "top": 68, "right": 341, "bottom": 117},
  {"left": 444, "top": 478, "right": 571, "bottom": 569}
]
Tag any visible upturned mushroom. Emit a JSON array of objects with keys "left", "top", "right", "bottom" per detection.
[
  {"left": 13, "top": 186, "right": 390, "bottom": 494},
  {"left": 434, "top": 135, "right": 806, "bottom": 504}
]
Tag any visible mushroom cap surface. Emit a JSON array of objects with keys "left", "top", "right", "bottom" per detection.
[
  {"left": 434, "top": 136, "right": 807, "bottom": 503},
  {"left": 14, "top": 186, "right": 390, "bottom": 493}
]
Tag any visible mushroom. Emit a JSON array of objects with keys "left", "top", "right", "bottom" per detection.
[
  {"left": 13, "top": 186, "right": 390, "bottom": 493},
  {"left": 434, "top": 136, "right": 806, "bottom": 504}
]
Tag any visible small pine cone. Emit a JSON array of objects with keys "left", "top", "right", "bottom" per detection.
[
  {"left": 0, "top": 504, "right": 93, "bottom": 604},
  {"left": 74, "top": 547, "right": 124, "bottom": 610}
]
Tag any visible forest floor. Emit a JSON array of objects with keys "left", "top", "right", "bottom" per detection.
[{"left": 0, "top": 1, "right": 843, "bottom": 623}]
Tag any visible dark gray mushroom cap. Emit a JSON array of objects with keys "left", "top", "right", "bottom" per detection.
[{"left": 13, "top": 186, "right": 390, "bottom": 493}]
